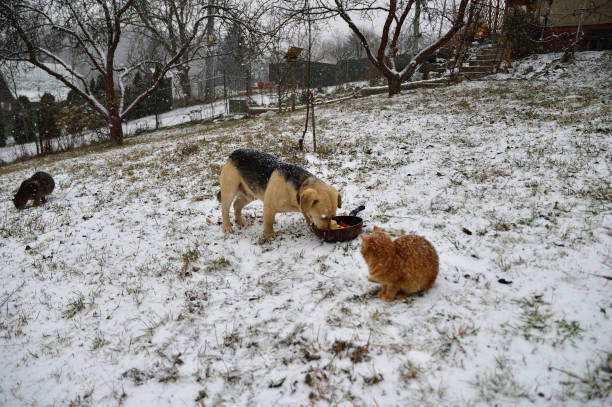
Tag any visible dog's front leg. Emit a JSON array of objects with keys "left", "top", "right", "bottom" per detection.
[
  {"left": 221, "top": 199, "right": 234, "bottom": 234},
  {"left": 233, "top": 195, "right": 252, "bottom": 227},
  {"left": 262, "top": 205, "right": 277, "bottom": 238}
]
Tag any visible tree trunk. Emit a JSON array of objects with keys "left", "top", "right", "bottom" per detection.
[
  {"left": 205, "top": 1, "right": 215, "bottom": 102},
  {"left": 412, "top": 0, "right": 421, "bottom": 57},
  {"left": 109, "top": 112, "right": 123, "bottom": 145},
  {"left": 387, "top": 76, "right": 402, "bottom": 96},
  {"left": 178, "top": 68, "right": 192, "bottom": 102},
  {"left": 105, "top": 75, "right": 123, "bottom": 145}
]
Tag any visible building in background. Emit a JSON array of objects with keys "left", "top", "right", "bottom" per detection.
[{"left": 507, "top": 0, "right": 612, "bottom": 50}]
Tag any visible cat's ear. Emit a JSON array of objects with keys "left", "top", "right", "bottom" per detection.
[
  {"left": 373, "top": 226, "right": 381, "bottom": 232},
  {"left": 359, "top": 234, "right": 367, "bottom": 241}
]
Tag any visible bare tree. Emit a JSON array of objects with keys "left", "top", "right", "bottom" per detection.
[
  {"left": 0, "top": 0, "right": 209, "bottom": 144},
  {"left": 321, "top": 36, "right": 346, "bottom": 62},
  {"left": 412, "top": 0, "right": 422, "bottom": 56},
  {"left": 315, "top": 0, "right": 470, "bottom": 96},
  {"left": 346, "top": 28, "right": 381, "bottom": 59},
  {"left": 264, "top": 7, "right": 297, "bottom": 112},
  {"left": 132, "top": 0, "right": 217, "bottom": 103}
]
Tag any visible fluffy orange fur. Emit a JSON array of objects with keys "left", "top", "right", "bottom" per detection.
[{"left": 360, "top": 226, "right": 439, "bottom": 301}]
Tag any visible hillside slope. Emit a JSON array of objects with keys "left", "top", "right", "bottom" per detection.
[{"left": 1, "top": 51, "right": 611, "bottom": 406}]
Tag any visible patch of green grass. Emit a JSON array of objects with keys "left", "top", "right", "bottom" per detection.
[
  {"left": 514, "top": 296, "right": 587, "bottom": 347},
  {"left": 62, "top": 294, "right": 85, "bottom": 319},
  {"left": 474, "top": 356, "right": 531, "bottom": 402},
  {"left": 515, "top": 295, "right": 552, "bottom": 342},
  {"left": 554, "top": 319, "right": 583, "bottom": 346},
  {"left": 556, "top": 353, "right": 612, "bottom": 400}
]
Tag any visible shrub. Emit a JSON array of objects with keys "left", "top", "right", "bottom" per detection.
[
  {"left": 39, "top": 93, "right": 60, "bottom": 154},
  {"left": 11, "top": 96, "right": 36, "bottom": 145},
  {"left": 503, "top": 7, "right": 540, "bottom": 59}
]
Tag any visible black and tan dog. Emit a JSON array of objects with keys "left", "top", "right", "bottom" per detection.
[
  {"left": 13, "top": 171, "right": 55, "bottom": 209},
  {"left": 219, "top": 148, "right": 341, "bottom": 238}
]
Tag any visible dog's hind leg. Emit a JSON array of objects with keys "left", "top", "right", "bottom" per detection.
[{"left": 220, "top": 163, "right": 241, "bottom": 234}]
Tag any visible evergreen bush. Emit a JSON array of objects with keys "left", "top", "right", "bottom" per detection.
[
  {"left": 503, "top": 7, "right": 540, "bottom": 59},
  {"left": 11, "top": 96, "right": 36, "bottom": 144}
]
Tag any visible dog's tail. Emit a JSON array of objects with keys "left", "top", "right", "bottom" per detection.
[{"left": 216, "top": 191, "right": 221, "bottom": 202}]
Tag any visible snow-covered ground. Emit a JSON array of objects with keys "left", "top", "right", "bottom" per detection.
[
  {"left": 123, "top": 99, "right": 230, "bottom": 134},
  {"left": 0, "top": 51, "right": 610, "bottom": 406}
]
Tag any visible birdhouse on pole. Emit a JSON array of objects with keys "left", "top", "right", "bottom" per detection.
[
  {"left": 285, "top": 47, "right": 303, "bottom": 111},
  {"left": 285, "top": 47, "right": 303, "bottom": 61}
]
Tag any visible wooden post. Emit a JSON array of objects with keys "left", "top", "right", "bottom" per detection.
[
  {"left": 438, "top": 0, "right": 447, "bottom": 38},
  {"left": 223, "top": 71, "right": 228, "bottom": 115},
  {"left": 452, "top": 0, "right": 476, "bottom": 78},
  {"left": 291, "top": 60, "right": 296, "bottom": 111},
  {"left": 311, "top": 91, "right": 316, "bottom": 152},
  {"left": 493, "top": 0, "right": 501, "bottom": 34},
  {"left": 345, "top": 60, "right": 349, "bottom": 84},
  {"left": 285, "top": 47, "right": 303, "bottom": 112}
]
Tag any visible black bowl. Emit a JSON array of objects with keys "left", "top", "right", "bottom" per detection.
[{"left": 311, "top": 215, "right": 363, "bottom": 242}]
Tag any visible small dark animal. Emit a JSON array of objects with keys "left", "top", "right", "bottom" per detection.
[{"left": 13, "top": 171, "right": 55, "bottom": 209}]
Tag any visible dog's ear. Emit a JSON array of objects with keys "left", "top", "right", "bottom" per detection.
[
  {"left": 300, "top": 189, "right": 318, "bottom": 213},
  {"left": 337, "top": 193, "right": 342, "bottom": 209}
]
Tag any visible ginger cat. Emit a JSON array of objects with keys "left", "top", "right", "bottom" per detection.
[{"left": 360, "top": 226, "right": 438, "bottom": 301}]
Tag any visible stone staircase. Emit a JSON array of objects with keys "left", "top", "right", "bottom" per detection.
[
  {"left": 422, "top": 39, "right": 502, "bottom": 80},
  {"left": 458, "top": 40, "right": 501, "bottom": 80}
]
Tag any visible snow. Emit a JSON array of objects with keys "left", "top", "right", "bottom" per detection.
[
  {"left": 0, "top": 100, "right": 232, "bottom": 163},
  {"left": 123, "top": 99, "right": 230, "bottom": 134},
  {"left": 1, "top": 51, "right": 611, "bottom": 406},
  {"left": 1, "top": 62, "right": 71, "bottom": 102}
]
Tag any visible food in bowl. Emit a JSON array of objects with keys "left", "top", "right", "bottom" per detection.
[{"left": 329, "top": 220, "right": 349, "bottom": 230}]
